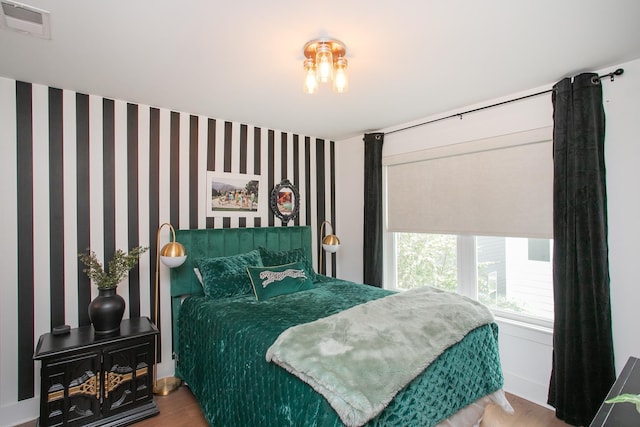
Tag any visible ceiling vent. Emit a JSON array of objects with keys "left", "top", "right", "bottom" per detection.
[{"left": 0, "top": 0, "right": 50, "bottom": 39}]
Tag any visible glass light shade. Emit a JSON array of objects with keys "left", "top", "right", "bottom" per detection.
[
  {"left": 333, "top": 57, "right": 348, "bottom": 93},
  {"left": 315, "top": 43, "right": 333, "bottom": 83},
  {"left": 159, "top": 242, "right": 187, "bottom": 268},
  {"left": 160, "top": 255, "right": 187, "bottom": 268},
  {"left": 303, "top": 58, "right": 318, "bottom": 94},
  {"left": 322, "top": 234, "right": 341, "bottom": 253}
]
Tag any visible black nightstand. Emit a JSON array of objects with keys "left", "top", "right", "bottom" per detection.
[
  {"left": 33, "top": 317, "right": 159, "bottom": 426},
  {"left": 591, "top": 356, "right": 640, "bottom": 426}
]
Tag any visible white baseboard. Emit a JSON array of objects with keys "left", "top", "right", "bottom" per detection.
[
  {"left": 0, "top": 397, "right": 39, "bottom": 426},
  {"left": 503, "top": 371, "right": 554, "bottom": 410}
]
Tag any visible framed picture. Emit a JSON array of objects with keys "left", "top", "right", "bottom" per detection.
[
  {"left": 270, "top": 179, "right": 300, "bottom": 223},
  {"left": 206, "top": 172, "right": 265, "bottom": 218}
]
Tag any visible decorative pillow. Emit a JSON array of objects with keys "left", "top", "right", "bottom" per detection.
[
  {"left": 247, "top": 262, "right": 314, "bottom": 301},
  {"left": 258, "top": 246, "right": 317, "bottom": 282},
  {"left": 196, "top": 250, "right": 263, "bottom": 298}
]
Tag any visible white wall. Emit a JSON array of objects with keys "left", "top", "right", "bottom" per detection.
[
  {"left": 604, "top": 59, "right": 640, "bottom": 371},
  {"left": 335, "top": 134, "right": 365, "bottom": 283},
  {"left": 335, "top": 57, "right": 640, "bottom": 407}
]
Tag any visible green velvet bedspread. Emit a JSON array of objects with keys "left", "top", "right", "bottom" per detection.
[{"left": 177, "top": 278, "right": 504, "bottom": 426}]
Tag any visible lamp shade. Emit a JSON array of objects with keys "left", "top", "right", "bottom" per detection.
[
  {"left": 159, "top": 242, "right": 187, "bottom": 268},
  {"left": 332, "top": 56, "right": 348, "bottom": 93},
  {"left": 303, "top": 57, "right": 318, "bottom": 94},
  {"left": 318, "top": 220, "right": 340, "bottom": 275},
  {"left": 322, "top": 234, "right": 341, "bottom": 253},
  {"left": 315, "top": 43, "right": 333, "bottom": 83}
]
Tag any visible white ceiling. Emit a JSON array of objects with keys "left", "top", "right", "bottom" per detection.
[{"left": 1, "top": 0, "right": 640, "bottom": 141}]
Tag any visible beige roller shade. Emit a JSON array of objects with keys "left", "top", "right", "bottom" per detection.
[{"left": 385, "top": 127, "right": 553, "bottom": 238}]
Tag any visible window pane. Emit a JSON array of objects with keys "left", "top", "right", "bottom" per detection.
[
  {"left": 395, "top": 233, "right": 457, "bottom": 291},
  {"left": 477, "top": 236, "right": 553, "bottom": 321},
  {"left": 393, "top": 232, "right": 554, "bottom": 324},
  {"left": 528, "top": 238, "right": 551, "bottom": 262}
]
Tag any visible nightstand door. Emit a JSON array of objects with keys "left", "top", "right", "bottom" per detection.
[
  {"left": 102, "top": 337, "right": 154, "bottom": 418},
  {"left": 40, "top": 350, "right": 101, "bottom": 427}
]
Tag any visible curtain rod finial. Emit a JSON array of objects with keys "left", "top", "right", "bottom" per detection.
[{"left": 612, "top": 68, "right": 624, "bottom": 81}]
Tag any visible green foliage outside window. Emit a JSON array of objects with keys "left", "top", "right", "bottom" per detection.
[
  {"left": 396, "top": 233, "right": 526, "bottom": 314},
  {"left": 396, "top": 233, "right": 457, "bottom": 291}
]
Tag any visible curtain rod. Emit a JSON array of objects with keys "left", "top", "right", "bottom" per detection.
[{"left": 385, "top": 68, "right": 625, "bottom": 136}]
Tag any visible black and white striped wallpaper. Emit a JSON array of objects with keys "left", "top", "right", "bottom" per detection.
[{"left": 0, "top": 77, "right": 337, "bottom": 410}]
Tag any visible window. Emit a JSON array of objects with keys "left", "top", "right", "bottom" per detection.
[
  {"left": 393, "top": 232, "right": 553, "bottom": 326},
  {"left": 384, "top": 128, "right": 554, "bottom": 328}
]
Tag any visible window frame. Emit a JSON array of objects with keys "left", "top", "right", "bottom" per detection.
[{"left": 386, "top": 232, "right": 554, "bottom": 330}]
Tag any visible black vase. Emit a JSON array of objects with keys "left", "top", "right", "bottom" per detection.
[{"left": 89, "top": 288, "right": 126, "bottom": 336}]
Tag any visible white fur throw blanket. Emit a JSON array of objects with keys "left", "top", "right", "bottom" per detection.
[{"left": 266, "top": 286, "right": 495, "bottom": 427}]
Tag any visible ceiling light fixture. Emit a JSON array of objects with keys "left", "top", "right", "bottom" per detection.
[{"left": 303, "top": 38, "right": 348, "bottom": 94}]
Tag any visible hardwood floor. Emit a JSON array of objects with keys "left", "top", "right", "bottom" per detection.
[
  {"left": 133, "top": 386, "right": 208, "bottom": 426},
  {"left": 137, "top": 387, "right": 572, "bottom": 427},
  {"left": 18, "top": 387, "right": 572, "bottom": 426},
  {"left": 481, "top": 393, "right": 571, "bottom": 427}
]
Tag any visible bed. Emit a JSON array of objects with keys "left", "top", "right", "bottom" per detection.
[{"left": 170, "top": 226, "right": 512, "bottom": 426}]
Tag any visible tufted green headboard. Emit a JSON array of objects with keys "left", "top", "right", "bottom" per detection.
[{"left": 169, "top": 226, "right": 313, "bottom": 368}]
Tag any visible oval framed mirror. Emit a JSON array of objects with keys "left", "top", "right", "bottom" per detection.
[{"left": 270, "top": 179, "right": 300, "bottom": 223}]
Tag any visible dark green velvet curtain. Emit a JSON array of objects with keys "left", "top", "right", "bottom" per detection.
[
  {"left": 363, "top": 133, "right": 384, "bottom": 287},
  {"left": 547, "top": 73, "right": 615, "bottom": 426}
]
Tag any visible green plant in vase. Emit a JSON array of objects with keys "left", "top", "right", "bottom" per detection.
[
  {"left": 79, "top": 246, "right": 148, "bottom": 289},
  {"left": 79, "top": 246, "right": 148, "bottom": 335}
]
